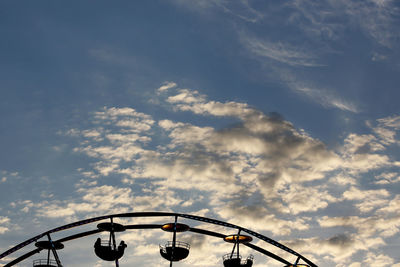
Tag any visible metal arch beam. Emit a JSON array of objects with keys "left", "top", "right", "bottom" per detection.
[
  {"left": 189, "top": 227, "right": 226, "bottom": 238},
  {"left": 124, "top": 224, "right": 163, "bottom": 230},
  {"left": 0, "top": 212, "right": 318, "bottom": 267},
  {"left": 3, "top": 225, "right": 163, "bottom": 267},
  {"left": 4, "top": 248, "right": 42, "bottom": 267},
  {"left": 244, "top": 243, "right": 291, "bottom": 266},
  {"left": 0, "top": 215, "right": 110, "bottom": 260},
  {"left": 56, "top": 229, "right": 104, "bottom": 243}
]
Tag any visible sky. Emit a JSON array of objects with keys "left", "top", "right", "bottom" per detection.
[{"left": 1, "top": 0, "right": 400, "bottom": 266}]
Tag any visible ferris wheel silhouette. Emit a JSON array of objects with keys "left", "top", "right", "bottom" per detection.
[{"left": 0, "top": 212, "right": 317, "bottom": 267}]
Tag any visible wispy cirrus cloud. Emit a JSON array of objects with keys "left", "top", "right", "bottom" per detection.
[
  {"left": 288, "top": 0, "right": 399, "bottom": 48},
  {"left": 241, "top": 35, "right": 324, "bottom": 67},
  {"left": 170, "top": 0, "right": 264, "bottom": 23},
  {"left": 290, "top": 84, "right": 359, "bottom": 113}
]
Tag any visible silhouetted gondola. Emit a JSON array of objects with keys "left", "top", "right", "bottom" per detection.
[
  {"left": 160, "top": 220, "right": 190, "bottom": 263},
  {"left": 223, "top": 254, "right": 254, "bottom": 267},
  {"left": 160, "top": 240, "right": 190, "bottom": 261},
  {"left": 222, "top": 234, "right": 253, "bottom": 267},
  {"left": 94, "top": 238, "right": 127, "bottom": 261},
  {"left": 94, "top": 221, "right": 126, "bottom": 263},
  {"left": 33, "top": 240, "right": 64, "bottom": 267}
]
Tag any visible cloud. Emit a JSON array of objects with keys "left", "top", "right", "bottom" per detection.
[
  {"left": 55, "top": 85, "right": 349, "bottom": 246},
  {"left": 363, "top": 252, "right": 396, "bottom": 266},
  {"left": 374, "top": 172, "right": 400, "bottom": 184},
  {"left": 0, "top": 217, "right": 10, "bottom": 234},
  {"left": 288, "top": 0, "right": 399, "bottom": 48},
  {"left": 284, "top": 233, "right": 385, "bottom": 264},
  {"left": 277, "top": 71, "right": 360, "bottom": 113},
  {"left": 241, "top": 35, "right": 324, "bottom": 67},
  {"left": 339, "top": 133, "right": 397, "bottom": 174},
  {"left": 292, "top": 85, "right": 359, "bottom": 112},
  {"left": 170, "top": 0, "right": 264, "bottom": 23},
  {"left": 157, "top": 81, "right": 177, "bottom": 93},
  {"left": 342, "top": 186, "right": 390, "bottom": 213},
  {"left": 369, "top": 115, "right": 400, "bottom": 145},
  {"left": 9, "top": 83, "right": 400, "bottom": 266}
]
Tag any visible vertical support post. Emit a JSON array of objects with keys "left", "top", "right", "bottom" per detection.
[
  {"left": 237, "top": 229, "right": 241, "bottom": 260},
  {"left": 47, "top": 234, "right": 62, "bottom": 267},
  {"left": 47, "top": 248, "right": 50, "bottom": 266},
  {"left": 230, "top": 229, "right": 241, "bottom": 259},
  {"left": 110, "top": 217, "right": 119, "bottom": 267},
  {"left": 170, "top": 215, "right": 178, "bottom": 267}
]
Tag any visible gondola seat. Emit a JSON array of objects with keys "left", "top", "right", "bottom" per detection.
[
  {"left": 94, "top": 238, "right": 127, "bottom": 261},
  {"left": 223, "top": 254, "right": 253, "bottom": 267},
  {"left": 159, "top": 241, "right": 190, "bottom": 261}
]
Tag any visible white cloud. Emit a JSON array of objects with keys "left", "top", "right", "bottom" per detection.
[
  {"left": 377, "top": 115, "right": 400, "bottom": 129},
  {"left": 157, "top": 81, "right": 177, "bottom": 92},
  {"left": 342, "top": 186, "right": 390, "bottom": 213},
  {"left": 32, "top": 185, "right": 136, "bottom": 218},
  {"left": 171, "top": 0, "right": 264, "bottom": 23},
  {"left": 288, "top": 0, "right": 399, "bottom": 47},
  {"left": 277, "top": 183, "right": 338, "bottom": 214},
  {"left": 289, "top": 83, "right": 359, "bottom": 113},
  {"left": 0, "top": 216, "right": 10, "bottom": 234},
  {"left": 374, "top": 172, "right": 400, "bottom": 184},
  {"left": 369, "top": 115, "right": 400, "bottom": 145},
  {"left": 363, "top": 252, "right": 395, "bottom": 266},
  {"left": 241, "top": 35, "right": 323, "bottom": 67}
]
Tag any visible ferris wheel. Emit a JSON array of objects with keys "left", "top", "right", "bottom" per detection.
[{"left": 0, "top": 212, "right": 317, "bottom": 267}]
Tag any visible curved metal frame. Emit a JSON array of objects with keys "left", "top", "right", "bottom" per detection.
[{"left": 0, "top": 212, "right": 317, "bottom": 267}]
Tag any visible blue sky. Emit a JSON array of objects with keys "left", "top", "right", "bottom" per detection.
[{"left": 1, "top": 0, "right": 400, "bottom": 266}]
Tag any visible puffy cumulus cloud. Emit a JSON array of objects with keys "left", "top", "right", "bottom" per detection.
[
  {"left": 93, "top": 107, "right": 154, "bottom": 133},
  {"left": 0, "top": 216, "right": 10, "bottom": 234},
  {"left": 342, "top": 134, "right": 384, "bottom": 155},
  {"left": 26, "top": 185, "right": 137, "bottom": 219},
  {"left": 215, "top": 202, "right": 310, "bottom": 235},
  {"left": 374, "top": 172, "right": 400, "bottom": 184},
  {"left": 164, "top": 87, "right": 340, "bottom": 175},
  {"left": 342, "top": 186, "right": 390, "bottom": 213},
  {"left": 276, "top": 183, "right": 338, "bottom": 215},
  {"left": 369, "top": 114, "right": 400, "bottom": 145},
  {"left": 339, "top": 133, "right": 397, "bottom": 174},
  {"left": 284, "top": 233, "right": 386, "bottom": 265},
  {"left": 157, "top": 81, "right": 177, "bottom": 92},
  {"left": 362, "top": 252, "right": 396, "bottom": 266},
  {"left": 167, "top": 89, "right": 254, "bottom": 119},
  {"left": 0, "top": 170, "right": 19, "bottom": 183},
  {"left": 319, "top": 213, "right": 400, "bottom": 241},
  {"left": 158, "top": 120, "right": 214, "bottom": 149}
]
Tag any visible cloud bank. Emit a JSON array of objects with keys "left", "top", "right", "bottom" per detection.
[{"left": 6, "top": 82, "right": 400, "bottom": 266}]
